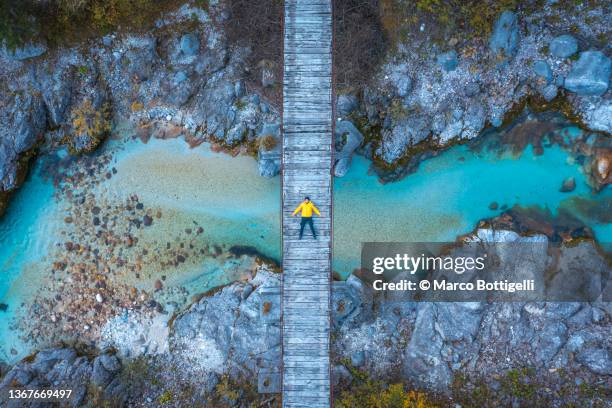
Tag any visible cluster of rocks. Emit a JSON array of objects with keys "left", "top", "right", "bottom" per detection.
[
  {"left": 0, "top": 348, "right": 124, "bottom": 408},
  {"left": 3, "top": 229, "right": 609, "bottom": 406},
  {"left": 10, "top": 143, "right": 254, "bottom": 358},
  {"left": 0, "top": 1, "right": 284, "bottom": 216},
  {"left": 343, "top": 6, "right": 611, "bottom": 170}
]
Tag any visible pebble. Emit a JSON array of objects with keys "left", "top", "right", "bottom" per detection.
[
  {"left": 143, "top": 215, "right": 153, "bottom": 226},
  {"left": 154, "top": 280, "right": 163, "bottom": 291},
  {"left": 95, "top": 294, "right": 104, "bottom": 303}
]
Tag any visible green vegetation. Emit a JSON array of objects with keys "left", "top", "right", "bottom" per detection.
[
  {"left": 0, "top": 0, "right": 185, "bottom": 48},
  {"left": 381, "top": 0, "right": 518, "bottom": 46},
  {"left": 335, "top": 360, "right": 440, "bottom": 408},
  {"left": 158, "top": 390, "right": 173, "bottom": 404},
  {"left": 0, "top": 1, "right": 38, "bottom": 50},
  {"left": 259, "top": 134, "right": 278, "bottom": 151}
]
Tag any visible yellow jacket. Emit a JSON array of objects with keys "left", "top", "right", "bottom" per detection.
[{"left": 292, "top": 201, "right": 320, "bottom": 217}]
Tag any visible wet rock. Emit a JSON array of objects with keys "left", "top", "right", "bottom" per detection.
[
  {"left": 0, "top": 303, "right": 8, "bottom": 312},
  {"left": 92, "top": 206, "right": 101, "bottom": 215},
  {"left": 560, "top": 177, "right": 576, "bottom": 192},
  {"left": 436, "top": 50, "right": 458, "bottom": 72},
  {"left": 564, "top": 51, "right": 611, "bottom": 96},
  {"left": 550, "top": 34, "right": 578, "bottom": 58},
  {"left": 489, "top": 11, "right": 520, "bottom": 58},
  {"left": 96, "top": 293, "right": 104, "bottom": 303},
  {"left": 488, "top": 201, "right": 499, "bottom": 210}
]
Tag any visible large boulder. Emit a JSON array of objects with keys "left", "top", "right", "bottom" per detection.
[
  {"left": 489, "top": 11, "right": 520, "bottom": 58},
  {"left": 333, "top": 120, "right": 364, "bottom": 177},
  {"left": 564, "top": 51, "right": 611, "bottom": 96},
  {"left": 550, "top": 34, "right": 578, "bottom": 58}
]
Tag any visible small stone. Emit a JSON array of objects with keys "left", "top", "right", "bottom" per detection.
[
  {"left": 136, "top": 203, "right": 144, "bottom": 210},
  {"left": 0, "top": 303, "right": 8, "bottom": 312},
  {"left": 92, "top": 206, "right": 101, "bottom": 215},
  {"left": 95, "top": 294, "right": 104, "bottom": 303},
  {"left": 93, "top": 217, "right": 100, "bottom": 226},
  {"left": 488, "top": 201, "right": 499, "bottom": 210},
  {"left": 177, "top": 254, "right": 186, "bottom": 263},
  {"left": 596, "top": 156, "right": 610, "bottom": 179},
  {"left": 143, "top": 215, "right": 153, "bottom": 226},
  {"left": 560, "top": 177, "right": 576, "bottom": 192},
  {"left": 154, "top": 280, "right": 163, "bottom": 291},
  {"left": 64, "top": 216, "right": 73, "bottom": 224}
]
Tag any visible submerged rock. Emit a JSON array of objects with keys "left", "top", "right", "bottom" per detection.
[
  {"left": 560, "top": 177, "right": 576, "bottom": 192},
  {"left": 550, "top": 34, "right": 578, "bottom": 58},
  {"left": 564, "top": 51, "right": 611, "bottom": 96}
]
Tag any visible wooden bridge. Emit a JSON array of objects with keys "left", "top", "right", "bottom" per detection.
[{"left": 281, "top": 0, "right": 333, "bottom": 406}]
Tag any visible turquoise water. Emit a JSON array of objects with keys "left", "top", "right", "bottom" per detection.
[
  {"left": 0, "top": 124, "right": 610, "bottom": 363},
  {"left": 334, "top": 142, "right": 611, "bottom": 273}
]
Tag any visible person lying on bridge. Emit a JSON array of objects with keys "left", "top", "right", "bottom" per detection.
[{"left": 292, "top": 196, "right": 320, "bottom": 240}]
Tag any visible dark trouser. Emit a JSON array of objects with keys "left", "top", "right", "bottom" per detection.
[{"left": 299, "top": 217, "right": 316, "bottom": 239}]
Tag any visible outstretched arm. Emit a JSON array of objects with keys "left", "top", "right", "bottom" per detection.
[
  {"left": 292, "top": 203, "right": 303, "bottom": 216},
  {"left": 312, "top": 203, "right": 321, "bottom": 216}
]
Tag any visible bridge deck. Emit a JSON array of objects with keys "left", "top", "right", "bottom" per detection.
[{"left": 281, "top": 0, "right": 333, "bottom": 407}]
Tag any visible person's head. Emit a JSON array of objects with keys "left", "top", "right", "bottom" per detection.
[{"left": 304, "top": 196, "right": 310, "bottom": 202}]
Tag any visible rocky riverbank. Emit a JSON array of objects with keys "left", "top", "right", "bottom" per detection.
[
  {"left": 1, "top": 227, "right": 610, "bottom": 407},
  {"left": 1, "top": 0, "right": 611, "bottom": 217}
]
